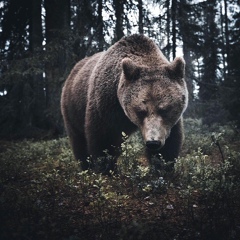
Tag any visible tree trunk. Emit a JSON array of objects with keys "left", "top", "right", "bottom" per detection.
[
  {"left": 166, "top": 0, "right": 171, "bottom": 59},
  {"left": 29, "top": 0, "right": 45, "bottom": 129},
  {"left": 171, "top": 0, "right": 177, "bottom": 60},
  {"left": 97, "top": 0, "right": 104, "bottom": 51},
  {"left": 45, "top": 0, "right": 70, "bottom": 134},
  {"left": 220, "top": 2, "right": 227, "bottom": 79},
  {"left": 73, "top": 0, "right": 94, "bottom": 58},
  {"left": 178, "top": 0, "right": 194, "bottom": 114},
  {"left": 223, "top": 0, "right": 230, "bottom": 72},
  {"left": 138, "top": 0, "right": 143, "bottom": 34},
  {"left": 114, "top": 0, "right": 124, "bottom": 41},
  {"left": 199, "top": 0, "right": 218, "bottom": 101}
]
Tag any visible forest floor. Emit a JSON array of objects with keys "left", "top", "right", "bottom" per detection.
[{"left": 0, "top": 119, "right": 240, "bottom": 240}]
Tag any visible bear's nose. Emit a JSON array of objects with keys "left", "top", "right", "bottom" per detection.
[{"left": 146, "top": 140, "right": 161, "bottom": 150}]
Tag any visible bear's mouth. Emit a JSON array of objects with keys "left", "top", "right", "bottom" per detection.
[{"left": 145, "top": 140, "right": 162, "bottom": 151}]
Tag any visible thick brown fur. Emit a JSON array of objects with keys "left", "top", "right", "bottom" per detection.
[{"left": 61, "top": 34, "right": 188, "bottom": 172}]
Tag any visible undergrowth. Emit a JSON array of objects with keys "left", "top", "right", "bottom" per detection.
[{"left": 0, "top": 118, "right": 240, "bottom": 240}]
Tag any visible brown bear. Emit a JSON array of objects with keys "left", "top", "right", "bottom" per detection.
[{"left": 61, "top": 34, "right": 188, "bottom": 172}]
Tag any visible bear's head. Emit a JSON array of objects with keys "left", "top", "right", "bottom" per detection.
[{"left": 118, "top": 57, "right": 188, "bottom": 151}]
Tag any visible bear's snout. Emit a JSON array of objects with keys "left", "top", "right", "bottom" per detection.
[
  {"left": 141, "top": 116, "right": 167, "bottom": 151},
  {"left": 146, "top": 140, "right": 162, "bottom": 150}
]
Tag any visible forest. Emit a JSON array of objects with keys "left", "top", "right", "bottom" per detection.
[
  {"left": 0, "top": 0, "right": 239, "bottom": 137},
  {"left": 0, "top": 0, "right": 240, "bottom": 239}
]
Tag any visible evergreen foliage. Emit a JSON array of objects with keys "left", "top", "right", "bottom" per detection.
[{"left": 0, "top": 0, "right": 239, "bottom": 137}]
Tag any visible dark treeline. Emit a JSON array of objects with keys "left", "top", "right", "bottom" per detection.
[{"left": 0, "top": 0, "right": 239, "bottom": 139}]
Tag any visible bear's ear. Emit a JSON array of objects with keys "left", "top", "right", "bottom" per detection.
[
  {"left": 122, "top": 58, "right": 140, "bottom": 81},
  {"left": 167, "top": 57, "right": 185, "bottom": 79}
]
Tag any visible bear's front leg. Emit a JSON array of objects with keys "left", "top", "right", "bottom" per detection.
[{"left": 85, "top": 117, "right": 122, "bottom": 174}]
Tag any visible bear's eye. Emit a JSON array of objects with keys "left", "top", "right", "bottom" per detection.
[
  {"left": 158, "top": 108, "right": 168, "bottom": 116},
  {"left": 136, "top": 109, "right": 147, "bottom": 119}
]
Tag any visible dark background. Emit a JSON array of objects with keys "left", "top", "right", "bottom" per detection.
[{"left": 0, "top": 0, "right": 239, "bottom": 139}]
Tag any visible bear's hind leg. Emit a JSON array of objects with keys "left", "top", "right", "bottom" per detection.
[{"left": 68, "top": 130, "right": 90, "bottom": 170}]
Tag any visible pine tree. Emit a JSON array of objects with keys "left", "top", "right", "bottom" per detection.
[{"left": 44, "top": 0, "right": 71, "bottom": 134}]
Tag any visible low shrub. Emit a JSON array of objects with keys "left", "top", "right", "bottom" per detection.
[{"left": 0, "top": 119, "right": 239, "bottom": 239}]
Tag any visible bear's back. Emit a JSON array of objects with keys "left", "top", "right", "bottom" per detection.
[{"left": 108, "top": 34, "right": 169, "bottom": 67}]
